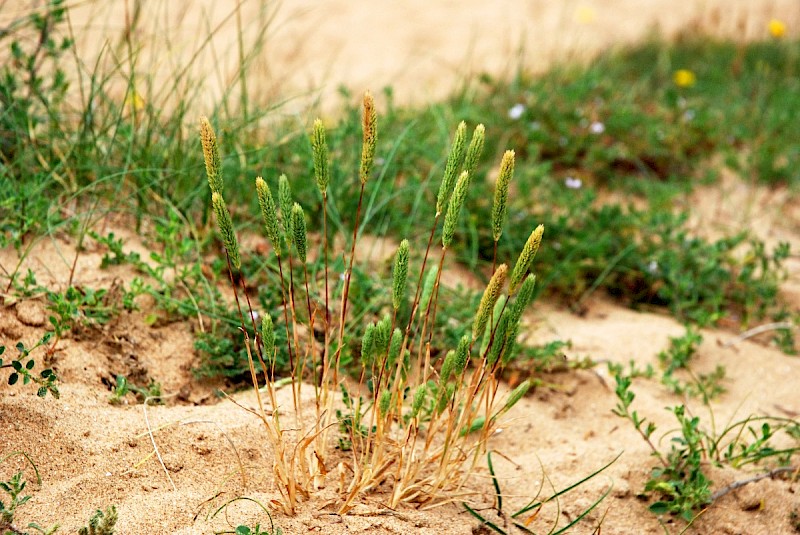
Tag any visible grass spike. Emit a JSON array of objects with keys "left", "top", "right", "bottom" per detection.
[
  {"left": 411, "top": 384, "right": 427, "bottom": 418},
  {"left": 291, "top": 203, "right": 308, "bottom": 263},
  {"left": 379, "top": 389, "right": 392, "bottom": 417},
  {"left": 440, "top": 350, "right": 456, "bottom": 384},
  {"left": 442, "top": 170, "right": 470, "bottom": 249},
  {"left": 278, "top": 174, "right": 294, "bottom": 242},
  {"left": 473, "top": 264, "right": 507, "bottom": 342},
  {"left": 360, "top": 91, "right": 378, "bottom": 184},
  {"left": 492, "top": 150, "right": 514, "bottom": 242},
  {"left": 463, "top": 123, "right": 486, "bottom": 178},
  {"left": 361, "top": 323, "right": 376, "bottom": 367},
  {"left": 255, "top": 176, "right": 281, "bottom": 257},
  {"left": 211, "top": 192, "right": 240, "bottom": 270},
  {"left": 392, "top": 239, "right": 410, "bottom": 311},
  {"left": 454, "top": 334, "right": 470, "bottom": 375},
  {"left": 509, "top": 225, "right": 544, "bottom": 295},
  {"left": 436, "top": 121, "right": 468, "bottom": 214},
  {"left": 200, "top": 116, "right": 222, "bottom": 194},
  {"left": 388, "top": 327, "right": 402, "bottom": 367},
  {"left": 311, "top": 118, "right": 330, "bottom": 194}
]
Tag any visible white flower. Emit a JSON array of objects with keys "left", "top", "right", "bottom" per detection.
[
  {"left": 508, "top": 103, "right": 526, "bottom": 120},
  {"left": 564, "top": 176, "right": 582, "bottom": 189},
  {"left": 683, "top": 110, "right": 695, "bottom": 121},
  {"left": 646, "top": 260, "right": 659, "bottom": 274},
  {"left": 589, "top": 121, "right": 605, "bottom": 134},
  {"left": 250, "top": 310, "right": 260, "bottom": 322}
]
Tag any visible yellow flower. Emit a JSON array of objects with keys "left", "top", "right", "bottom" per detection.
[
  {"left": 673, "top": 69, "right": 696, "bottom": 88},
  {"left": 769, "top": 19, "right": 786, "bottom": 38},
  {"left": 574, "top": 6, "right": 596, "bottom": 25},
  {"left": 125, "top": 90, "right": 145, "bottom": 112}
]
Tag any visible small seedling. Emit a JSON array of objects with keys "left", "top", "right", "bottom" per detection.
[
  {"left": 0, "top": 454, "right": 58, "bottom": 535},
  {"left": 108, "top": 375, "right": 162, "bottom": 405},
  {"left": 0, "top": 333, "right": 59, "bottom": 398},
  {"left": 78, "top": 506, "right": 118, "bottom": 535},
  {"left": 612, "top": 366, "right": 800, "bottom": 524}
]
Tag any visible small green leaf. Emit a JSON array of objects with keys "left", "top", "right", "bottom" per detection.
[
  {"left": 9, "top": 373, "right": 19, "bottom": 385},
  {"left": 25, "top": 359, "right": 35, "bottom": 370},
  {"left": 40, "top": 369, "right": 53, "bottom": 378},
  {"left": 235, "top": 526, "right": 252, "bottom": 535},
  {"left": 11, "top": 360, "right": 22, "bottom": 372},
  {"left": 649, "top": 501, "right": 670, "bottom": 515},
  {"left": 37, "top": 387, "right": 47, "bottom": 398}
]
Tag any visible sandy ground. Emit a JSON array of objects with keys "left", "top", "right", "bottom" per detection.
[
  {"left": 4, "top": 0, "right": 800, "bottom": 116},
  {"left": 3, "top": 0, "right": 800, "bottom": 534}
]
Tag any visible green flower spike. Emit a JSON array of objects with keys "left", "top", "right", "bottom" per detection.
[
  {"left": 392, "top": 239, "right": 410, "bottom": 311},
  {"left": 311, "top": 119, "right": 330, "bottom": 194},
  {"left": 291, "top": 203, "right": 308, "bottom": 263},
  {"left": 360, "top": 91, "right": 377, "bottom": 184},
  {"left": 435, "top": 121, "right": 467, "bottom": 214},
  {"left": 509, "top": 224, "right": 544, "bottom": 295},
  {"left": 492, "top": 150, "right": 514, "bottom": 242},
  {"left": 255, "top": 177, "right": 281, "bottom": 257},
  {"left": 442, "top": 170, "right": 470, "bottom": 249},
  {"left": 200, "top": 116, "right": 223, "bottom": 194},
  {"left": 463, "top": 124, "right": 485, "bottom": 178},
  {"left": 211, "top": 192, "right": 240, "bottom": 270},
  {"left": 473, "top": 264, "right": 507, "bottom": 342},
  {"left": 278, "top": 174, "right": 294, "bottom": 242}
]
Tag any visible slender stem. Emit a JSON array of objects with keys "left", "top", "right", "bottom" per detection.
[
  {"left": 331, "top": 184, "right": 366, "bottom": 384},
  {"left": 223, "top": 253, "right": 266, "bottom": 420},
  {"left": 275, "top": 257, "right": 295, "bottom": 376},
  {"left": 301, "top": 264, "right": 318, "bottom": 396},
  {"left": 322, "top": 194, "right": 331, "bottom": 376},
  {"left": 285, "top": 250, "right": 301, "bottom": 414}
]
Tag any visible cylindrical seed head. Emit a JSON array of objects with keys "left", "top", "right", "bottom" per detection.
[
  {"left": 492, "top": 150, "right": 514, "bottom": 242},
  {"left": 439, "top": 350, "right": 456, "bottom": 385},
  {"left": 480, "top": 295, "right": 506, "bottom": 355},
  {"left": 420, "top": 265, "right": 439, "bottom": 314},
  {"left": 472, "top": 264, "right": 507, "bottom": 342},
  {"left": 487, "top": 315, "right": 509, "bottom": 366},
  {"left": 200, "top": 116, "right": 223, "bottom": 194},
  {"left": 442, "top": 170, "right": 470, "bottom": 249},
  {"left": 509, "top": 274, "right": 536, "bottom": 324},
  {"left": 374, "top": 315, "right": 391, "bottom": 357},
  {"left": 436, "top": 121, "right": 467, "bottom": 214},
  {"left": 361, "top": 323, "right": 376, "bottom": 367},
  {"left": 454, "top": 334, "right": 470, "bottom": 376},
  {"left": 311, "top": 119, "right": 329, "bottom": 194},
  {"left": 509, "top": 225, "right": 544, "bottom": 295},
  {"left": 359, "top": 91, "right": 377, "bottom": 184},
  {"left": 411, "top": 384, "right": 427, "bottom": 418},
  {"left": 388, "top": 328, "right": 402, "bottom": 367},
  {"left": 392, "top": 239, "right": 410, "bottom": 311},
  {"left": 278, "top": 174, "right": 293, "bottom": 242},
  {"left": 255, "top": 177, "right": 282, "bottom": 258},
  {"left": 501, "top": 379, "right": 531, "bottom": 414},
  {"left": 211, "top": 192, "right": 240, "bottom": 270},
  {"left": 463, "top": 124, "right": 486, "bottom": 178},
  {"left": 291, "top": 203, "right": 307, "bottom": 263},
  {"left": 379, "top": 389, "right": 391, "bottom": 418}
]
